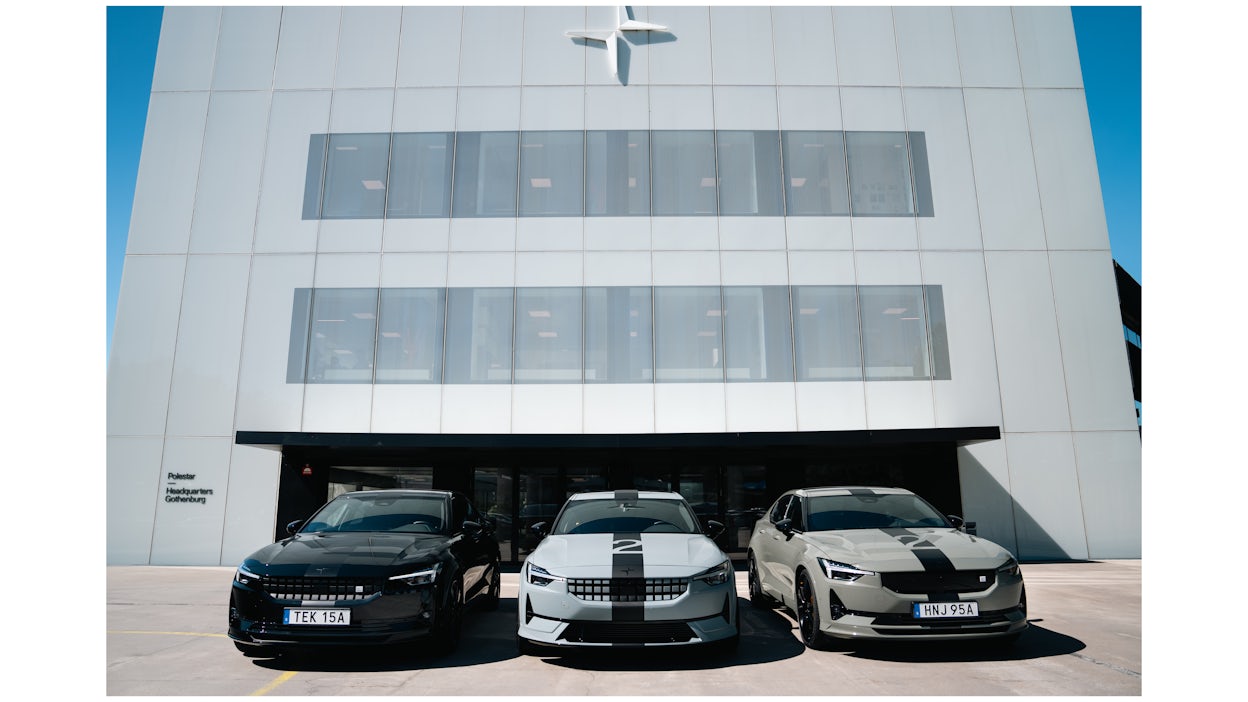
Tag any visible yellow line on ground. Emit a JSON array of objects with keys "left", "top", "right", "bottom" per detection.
[
  {"left": 107, "top": 630, "right": 227, "bottom": 638},
  {"left": 250, "top": 671, "right": 297, "bottom": 696}
]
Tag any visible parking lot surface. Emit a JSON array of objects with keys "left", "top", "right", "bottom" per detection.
[{"left": 106, "top": 560, "right": 1141, "bottom": 696}]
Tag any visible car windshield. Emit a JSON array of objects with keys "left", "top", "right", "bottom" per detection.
[
  {"left": 806, "top": 493, "right": 951, "bottom": 531},
  {"left": 552, "top": 498, "right": 701, "bottom": 535},
  {"left": 300, "top": 493, "right": 447, "bottom": 534}
]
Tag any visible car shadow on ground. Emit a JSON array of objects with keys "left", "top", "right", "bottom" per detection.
[{"left": 834, "top": 619, "right": 1085, "bottom": 663}]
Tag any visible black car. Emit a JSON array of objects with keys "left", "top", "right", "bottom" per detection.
[{"left": 229, "top": 489, "right": 501, "bottom": 656}]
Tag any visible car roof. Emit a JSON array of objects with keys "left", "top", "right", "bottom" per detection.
[
  {"left": 791, "top": 486, "right": 915, "bottom": 498},
  {"left": 567, "top": 490, "right": 684, "bottom": 501},
  {"left": 337, "top": 489, "right": 452, "bottom": 498}
]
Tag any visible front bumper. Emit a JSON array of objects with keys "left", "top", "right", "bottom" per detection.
[
  {"left": 816, "top": 570, "right": 1027, "bottom": 641},
  {"left": 228, "top": 580, "right": 440, "bottom": 649},
  {"left": 518, "top": 576, "right": 738, "bottom": 648}
]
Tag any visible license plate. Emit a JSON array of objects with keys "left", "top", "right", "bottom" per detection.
[
  {"left": 913, "top": 601, "right": 979, "bottom": 618},
  {"left": 284, "top": 608, "right": 351, "bottom": 625}
]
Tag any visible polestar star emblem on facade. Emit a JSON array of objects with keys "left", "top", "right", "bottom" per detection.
[{"left": 565, "top": 5, "right": 668, "bottom": 82}]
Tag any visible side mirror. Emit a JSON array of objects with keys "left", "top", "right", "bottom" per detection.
[
  {"left": 285, "top": 520, "right": 304, "bottom": 536},
  {"left": 463, "top": 520, "right": 483, "bottom": 538},
  {"left": 949, "top": 515, "right": 977, "bottom": 535},
  {"left": 775, "top": 518, "right": 793, "bottom": 536},
  {"left": 704, "top": 520, "right": 726, "bottom": 539},
  {"left": 530, "top": 521, "right": 548, "bottom": 538}
]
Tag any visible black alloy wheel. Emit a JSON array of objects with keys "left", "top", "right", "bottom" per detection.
[
  {"left": 430, "top": 577, "right": 463, "bottom": 655},
  {"left": 795, "top": 570, "right": 824, "bottom": 649},
  {"left": 748, "top": 552, "right": 774, "bottom": 609}
]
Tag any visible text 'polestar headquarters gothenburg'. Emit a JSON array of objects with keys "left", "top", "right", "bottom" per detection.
[
  {"left": 517, "top": 490, "right": 739, "bottom": 654},
  {"left": 229, "top": 489, "right": 500, "bottom": 657},
  {"left": 748, "top": 486, "right": 1027, "bottom": 648}
]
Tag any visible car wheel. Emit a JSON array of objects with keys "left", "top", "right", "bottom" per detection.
[
  {"left": 795, "top": 570, "right": 825, "bottom": 649},
  {"left": 430, "top": 577, "right": 463, "bottom": 655},
  {"left": 747, "top": 552, "right": 775, "bottom": 609},
  {"left": 516, "top": 635, "right": 544, "bottom": 657},
  {"left": 482, "top": 566, "right": 501, "bottom": 611}
]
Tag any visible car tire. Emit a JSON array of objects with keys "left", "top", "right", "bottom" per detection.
[
  {"left": 795, "top": 570, "right": 826, "bottom": 650},
  {"left": 747, "top": 552, "right": 776, "bottom": 609},
  {"left": 481, "top": 566, "right": 501, "bottom": 611},
  {"left": 516, "top": 635, "right": 544, "bottom": 657},
  {"left": 430, "top": 577, "right": 463, "bottom": 655}
]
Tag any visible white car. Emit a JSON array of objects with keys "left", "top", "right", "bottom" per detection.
[
  {"left": 517, "top": 490, "right": 739, "bottom": 654},
  {"left": 747, "top": 486, "right": 1027, "bottom": 647}
]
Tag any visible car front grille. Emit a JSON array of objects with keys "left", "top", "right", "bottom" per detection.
[
  {"left": 881, "top": 570, "right": 996, "bottom": 595},
  {"left": 566, "top": 577, "right": 688, "bottom": 602},
  {"left": 559, "top": 621, "right": 697, "bottom": 644},
  {"left": 260, "top": 576, "right": 384, "bottom": 602}
]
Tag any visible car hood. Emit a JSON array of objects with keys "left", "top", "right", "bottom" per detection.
[
  {"left": 528, "top": 533, "right": 726, "bottom": 578},
  {"left": 801, "top": 528, "right": 1012, "bottom": 571},
  {"left": 244, "top": 532, "right": 450, "bottom": 575}
]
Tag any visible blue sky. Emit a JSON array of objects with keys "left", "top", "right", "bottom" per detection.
[{"left": 105, "top": 5, "right": 1142, "bottom": 357}]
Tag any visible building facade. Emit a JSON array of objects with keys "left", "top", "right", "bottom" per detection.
[{"left": 107, "top": 5, "right": 1142, "bottom": 566}]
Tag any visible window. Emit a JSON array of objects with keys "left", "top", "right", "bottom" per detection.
[
  {"left": 651, "top": 130, "right": 718, "bottom": 216},
  {"left": 375, "top": 288, "right": 445, "bottom": 383},
  {"left": 722, "top": 286, "right": 793, "bottom": 382},
  {"left": 586, "top": 130, "right": 650, "bottom": 216},
  {"left": 584, "top": 286, "right": 653, "bottom": 383},
  {"left": 386, "top": 132, "right": 453, "bottom": 218},
  {"left": 513, "top": 287, "right": 583, "bottom": 382},
  {"left": 716, "top": 131, "right": 783, "bottom": 216},
  {"left": 321, "top": 133, "right": 390, "bottom": 219},
  {"left": 846, "top": 131, "right": 915, "bottom": 216},
  {"left": 781, "top": 131, "right": 850, "bottom": 216},
  {"left": 451, "top": 131, "right": 519, "bottom": 217},
  {"left": 792, "top": 286, "right": 862, "bottom": 381},
  {"left": 443, "top": 288, "right": 514, "bottom": 383},
  {"left": 518, "top": 131, "right": 584, "bottom": 216},
  {"left": 653, "top": 286, "right": 724, "bottom": 382},
  {"left": 859, "top": 286, "right": 931, "bottom": 380},
  {"left": 306, "top": 288, "right": 378, "bottom": 383}
]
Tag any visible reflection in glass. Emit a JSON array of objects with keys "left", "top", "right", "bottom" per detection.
[
  {"left": 322, "top": 133, "right": 390, "bottom": 218},
  {"left": 452, "top": 131, "right": 519, "bottom": 217},
  {"left": 474, "top": 466, "right": 514, "bottom": 561},
  {"left": 584, "top": 287, "right": 653, "bottom": 383},
  {"left": 519, "top": 131, "right": 584, "bottom": 216},
  {"left": 514, "top": 287, "right": 583, "bottom": 383},
  {"left": 716, "top": 131, "right": 783, "bottom": 216},
  {"left": 654, "top": 287, "right": 724, "bottom": 382},
  {"left": 307, "top": 288, "right": 378, "bottom": 383},
  {"left": 722, "top": 286, "right": 794, "bottom": 382},
  {"left": 846, "top": 131, "right": 914, "bottom": 216},
  {"left": 782, "top": 131, "right": 850, "bottom": 216},
  {"left": 859, "top": 286, "right": 930, "bottom": 380},
  {"left": 651, "top": 131, "right": 717, "bottom": 216},
  {"left": 386, "top": 132, "right": 453, "bottom": 218},
  {"left": 443, "top": 288, "right": 514, "bottom": 383},
  {"left": 375, "top": 288, "right": 446, "bottom": 383},
  {"left": 792, "top": 286, "right": 862, "bottom": 380},
  {"left": 586, "top": 130, "right": 650, "bottom": 216}
]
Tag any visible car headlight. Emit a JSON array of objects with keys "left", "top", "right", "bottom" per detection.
[
  {"left": 996, "top": 557, "right": 1020, "bottom": 578},
  {"left": 388, "top": 562, "right": 441, "bottom": 587},
  {"left": 694, "top": 560, "right": 732, "bottom": 586},
  {"left": 527, "top": 562, "right": 565, "bottom": 587},
  {"left": 234, "top": 565, "right": 260, "bottom": 585},
  {"left": 817, "top": 557, "right": 876, "bottom": 582}
]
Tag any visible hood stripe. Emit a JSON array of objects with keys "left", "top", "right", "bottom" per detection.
[
  {"left": 881, "top": 527, "right": 957, "bottom": 575},
  {"left": 612, "top": 530, "right": 644, "bottom": 622}
]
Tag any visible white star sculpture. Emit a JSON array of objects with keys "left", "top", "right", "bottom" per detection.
[{"left": 565, "top": 6, "right": 669, "bottom": 81}]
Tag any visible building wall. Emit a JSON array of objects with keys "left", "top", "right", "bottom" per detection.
[{"left": 107, "top": 5, "right": 1141, "bottom": 565}]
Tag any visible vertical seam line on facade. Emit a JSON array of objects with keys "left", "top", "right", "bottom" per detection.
[{"left": 769, "top": 6, "right": 802, "bottom": 429}]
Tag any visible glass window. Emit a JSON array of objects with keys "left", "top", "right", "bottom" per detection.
[
  {"left": 781, "top": 131, "right": 850, "bottom": 216},
  {"left": 722, "top": 286, "right": 794, "bottom": 382},
  {"left": 846, "top": 131, "right": 915, "bottom": 216},
  {"left": 716, "top": 131, "right": 783, "bottom": 216},
  {"left": 513, "top": 287, "right": 583, "bottom": 383},
  {"left": 792, "top": 286, "right": 862, "bottom": 381},
  {"left": 859, "top": 286, "right": 930, "bottom": 380},
  {"left": 443, "top": 287, "right": 514, "bottom": 383},
  {"left": 452, "top": 131, "right": 519, "bottom": 217},
  {"left": 552, "top": 497, "right": 700, "bottom": 535},
  {"left": 518, "top": 130, "right": 584, "bottom": 216},
  {"left": 653, "top": 287, "right": 724, "bottom": 382},
  {"left": 651, "top": 131, "right": 717, "bottom": 216},
  {"left": 584, "top": 286, "right": 653, "bottom": 383},
  {"left": 375, "top": 288, "right": 446, "bottom": 383},
  {"left": 306, "top": 288, "right": 378, "bottom": 383},
  {"left": 386, "top": 132, "right": 453, "bottom": 218},
  {"left": 322, "top": 133, "right": 391, "bottom": 219},
  {"left": 908, "top": 132, "right": 935, "bottom": 217},
  {"left": 287, "top": 288, "right": 313, "bottom": 383},
  {"left": 586, "top": 130, "right": 650, "bottom": 216},
  {"left": 302, "top": 135, "right": 328, "bottom": 220},
  {"left": 924, "top": 285, "right": 951, "bottom": 380}
]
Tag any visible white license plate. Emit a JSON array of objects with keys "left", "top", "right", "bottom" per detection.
[
  {"left": 283, "top": 608, "right": 351, "bottom": 625},
  {"left": 912, "top": 601, "right": 979, "bottom": 618}
]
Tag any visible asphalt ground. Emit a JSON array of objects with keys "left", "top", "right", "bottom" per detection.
[{"left": 105, "top": 560, "right": 1142, "bottom": 696}]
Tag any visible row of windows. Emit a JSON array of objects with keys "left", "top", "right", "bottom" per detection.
[
  {"left": 287, "top": 285, "right": 951, "bottom": 385},
  {"left": 303, "top": 130, "right": 935, "bottom": 220}
]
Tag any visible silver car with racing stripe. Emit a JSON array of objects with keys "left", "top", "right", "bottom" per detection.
[
  {"left": 517, "top": 490, "right": 739, "bottom": 654},
  {"left": 747, "top": 486, "right": 1027, "bottom": 647}
]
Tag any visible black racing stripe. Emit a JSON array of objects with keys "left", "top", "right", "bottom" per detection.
[
  {"left": 882, "top": 528, "right": 956, "bottom": 572},
  {"left": 615, "top": 489, "right": 639, "bottom": 502},
  {"left": 612, "top": 531, "right": 645, "bottom": 622}
]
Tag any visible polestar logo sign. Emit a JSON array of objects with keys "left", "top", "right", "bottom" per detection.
[{"left": 565, "top": 6, "right": 669, "bottom": 83}]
